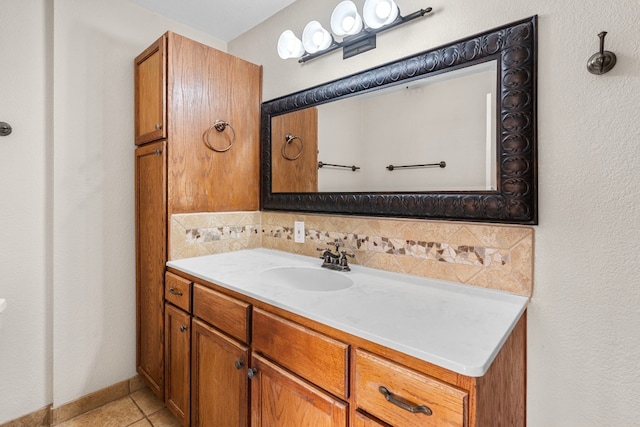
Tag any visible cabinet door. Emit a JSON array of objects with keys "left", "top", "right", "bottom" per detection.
[
  {"left": 353, "top": 411, "right": 390, "bottom": 427},
  {"left": 165, "top": 304, "right": 191, "bottom": 426},
  {"left": 135, "top": 35, "right": 166, "bottom": 145},
  {"left": 135, "top": 141, "right": 167, "bottom": 398},
  {"left": 250, "top": 354, "right": 347, "bottom": 427},
  {"left": 166, "top": 33, "right": 261, "bottom": 213},
  {"left": 191, "top": 319, "right": 249, "bottom": 427}
]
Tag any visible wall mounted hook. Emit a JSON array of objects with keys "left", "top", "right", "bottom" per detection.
[
  {"left": 587, "top": 31, "right": 617, "bottom": 75},
  {"left": 0, "top": 122, "right": 12, "bottom": 136}
]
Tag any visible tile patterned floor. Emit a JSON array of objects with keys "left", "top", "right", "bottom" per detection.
[{"left": 55, "top": 387, "right": 180, "bottom": 427}]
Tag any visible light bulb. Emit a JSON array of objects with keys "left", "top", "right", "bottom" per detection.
[
  {"left": 376, "top": 2, "right": 391, "bottom": 19},
  {"left": 312, "top": 31, "right": 324, "bottom": 46},
  {"left": 342, "top": 16, "right": 355, "bottom": 32}
]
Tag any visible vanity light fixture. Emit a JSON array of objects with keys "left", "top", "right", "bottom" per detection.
[
  {"left": 302, "top": 21, "right": 334, "bottom": 54},
  {"left": 277, "top": 30, "right": 305, "bottom": 59},
  {"left": 276, "top": 0, "right": 433, "bottom": 63},
  {"left": 331, "top": 1, "right": 364, "bottom": 36}
]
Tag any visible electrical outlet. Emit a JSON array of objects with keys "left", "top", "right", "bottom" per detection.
[{"left": 294, "top": 221, "right": 305, "bottom": 243}]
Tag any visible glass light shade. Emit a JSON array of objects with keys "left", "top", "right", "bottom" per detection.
[
  {"left": 330, "top": 1, "right": 364, "bottom": 36},
  {"left": 363, "top": 0, "right": 399, "bottom": 29},
  {"left": 277, "top": 30, "right": 305, "bottom": 59},
  {"left": 302, "top": 21, "right": 333, "bottom": 54}
]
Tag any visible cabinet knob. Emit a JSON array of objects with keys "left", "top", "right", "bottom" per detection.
[
  {"left": 179, "top": 325, "right": 188, "bottom": 332},
  {"left": 234, "top": 360, "right": 244, "bottom": 370},
  {"left": 247, "top": 368, "right": 258, "bottom": 379},
  {"left": 155, "top": 123, "right": 162, "bottom": 130}
]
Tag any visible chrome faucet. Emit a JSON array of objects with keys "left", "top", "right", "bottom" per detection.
[{"left": 317, "top": 240, "right": 354, "bottom": 271}]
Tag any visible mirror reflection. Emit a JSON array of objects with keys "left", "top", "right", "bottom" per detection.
[{"left": 272, "top": 61, "right": 497, "bottom": 193}]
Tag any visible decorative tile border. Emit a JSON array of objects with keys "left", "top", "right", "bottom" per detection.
[
  {"left": 170, "top": 212, "right": 262, "bottom": 260},
  {"left": 186, "top": 225, "right": 260, "bottom": 243},
  {"left": 171, "top": 211, "right": 533, "bottom": 296},
  {"left": 263, "top": 226, "right": 509, "bottom": 268},
  {"left": 261, "top": 212, "right": 533, "bottom": 296}
]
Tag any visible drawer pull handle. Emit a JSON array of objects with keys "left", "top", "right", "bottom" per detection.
[
  {"left": 169, "top": 287, "right": 183, "bottom": 296},
  {"left": 378, "top": 386, "right": 432, "bottom": 416}
]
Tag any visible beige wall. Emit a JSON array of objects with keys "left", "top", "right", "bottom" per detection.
[
  {"left": 0, "top": 0, "right": 226, "bottom": 422},
  {"left": 51, "top": 0, "right": 225, "bottom": 410},
  {"left": 230, "top": 0, "right": 640, "bottom": 425},
  {"left": 0, "top": 0, "right": 51, "bottom": 420}
]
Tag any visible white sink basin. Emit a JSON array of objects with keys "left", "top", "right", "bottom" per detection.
[{"left": 260, "top": 266, "right": 353, "bottom": 292}]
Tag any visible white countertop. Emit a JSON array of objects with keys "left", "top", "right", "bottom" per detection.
[{"left": 167, "top": 248, "right": 528, "bottom": 377}]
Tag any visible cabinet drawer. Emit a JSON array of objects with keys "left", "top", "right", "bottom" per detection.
[
  {"left": 252, "top": 308, "right": 349, "bottom": 399},
  {"left": 193, "top": 284, "right": 251, "bottom": 344},
  {"left": 354, "top": 349, "right": 468, "bottom": 427},
  {"left": 165, "top": 272, "right": 191, "bottom": 312}
]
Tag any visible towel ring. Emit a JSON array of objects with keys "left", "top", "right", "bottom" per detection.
[
  {"left": 282, "top": 134, "right": 303, "bottom": 160},
  {"left": 204, "top": 120, "right": 235, "bottom": 152}
]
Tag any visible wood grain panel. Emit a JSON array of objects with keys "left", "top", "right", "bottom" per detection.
[
  {"left": 165, "top": 271, "right": 191, "bottom": 312},
  {"left": 135, "top": 35, "right": 166, "bottom": 145},
  {"left": 250, "top": 354, "right": 347, "bottom": 427},
  {"left": 193, "top": 284, "right": 251, "bottom": 344},
  {"left": 164, "top": 304, "right": 191, "bottom": 426},
  {"left": 353, "top": 411, "right": 391, "bottom": 427},
  {"left": 166, "top": 32, "right": 262, "bottom": 215},
  {"left": 354, "top": 349, "right": 468, "bottom": 427},
  {"left": 473, "top": 314, "right": 526, "bottom": 427},
  {"left": 252, "top": 308, "right": 349, "bottom": 399},
  {"left": 135, "top": 141, "right": 167, "bottom": 399},
  {"left": 271, "top": 107, "right": 318, "bottom": 192},
  {"left": 191, "top": 319, "right": 249, "bottom": 427}
]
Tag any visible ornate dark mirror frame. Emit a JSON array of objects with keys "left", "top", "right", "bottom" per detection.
[{"left": 261, "top": 16, "right": 537, "bottom": 224}]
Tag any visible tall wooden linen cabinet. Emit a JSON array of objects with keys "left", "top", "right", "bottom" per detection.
[{"left": 134, "top": 31, "right": 262, "bottom": 421}]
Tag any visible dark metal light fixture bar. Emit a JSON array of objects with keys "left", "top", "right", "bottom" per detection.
[{"left": 299, "top": 7, "right": 433, "bottom": 63}]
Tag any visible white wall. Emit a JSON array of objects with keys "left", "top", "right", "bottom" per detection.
[
  {"left": 0, "top": 0, "right": 52, "bottom": 419},
  {"left": 230, "top": 0, "right": 640, "bottom": 425},
  {"left": 0, "top": 0, "right": 226, "bottom": 422},
  {"left": 51, "top": 0, "right": 226, "bottom": 410}
]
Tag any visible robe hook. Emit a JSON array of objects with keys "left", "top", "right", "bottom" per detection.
[{"left": 587, "top": 31, "right": 617, "bottom": 75}]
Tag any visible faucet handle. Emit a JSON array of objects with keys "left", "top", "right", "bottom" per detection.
[{"left": 339, "top": 251, "right": 355, "bottom": 270}]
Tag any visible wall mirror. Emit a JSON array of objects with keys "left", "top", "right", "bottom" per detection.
[{"left": 261, "top": 16, "right": 537, "bottom": 224}]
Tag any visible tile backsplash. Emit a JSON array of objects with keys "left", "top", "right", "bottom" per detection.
[{"left": 171, "top": 211, "right": 533, "bottom": 296}]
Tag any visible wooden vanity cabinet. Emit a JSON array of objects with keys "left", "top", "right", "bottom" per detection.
[
  {"left": 354, "top": 349, "right": 468, "bottom": 426},
  {"left": 191, "top": 319, "right": 249, "bottom": 427},
  {"left": 191, "top": 284, "right": 252, "bottom": 426},
  {"left": 135, "top": 141, "right": 167, "bottom": 398},
  {"left": 164, "top": 272, "right": 192, "bottom": 426},
  {"left": 250, "top": 354, "right": 348, "bottom": 427},
  {"left": 353, "top": 412, "right": 390, "bottom": 427},
  {"left": 251, "top": 308, "right": 349, "bottom": 427},
  {"left": 165, "top": 303, "right": 191, "bottom": 426},
  {"left": 164, "top": 268, "right": 526, "bottom": 427},
  {"left": 135, "top": 35, "right": 166, "bottom": 145},
  {"left": 134, "top": 31, "right": 261, "bottom": 400}
]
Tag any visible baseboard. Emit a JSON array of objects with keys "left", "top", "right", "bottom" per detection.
[
  {"left": 0, "top": 405, "right": 51, "bottom": 427},
  {"left": 0, "top": 375, "right": 145, "bottom": 427}
]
